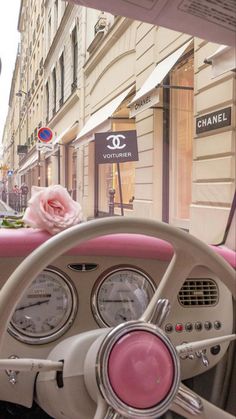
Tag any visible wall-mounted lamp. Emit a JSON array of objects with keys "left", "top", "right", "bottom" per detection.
[{"left": 15, "top": 90, "right": 28, "bottom": 97}]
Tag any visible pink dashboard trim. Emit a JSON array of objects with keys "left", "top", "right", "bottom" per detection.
[{"left": 0, "top": 228, "right": 235, "bottom": 268}]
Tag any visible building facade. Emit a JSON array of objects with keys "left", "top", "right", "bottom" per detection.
[
  {"left": 73, "top": 18, "right": 235, "bottom": 243},
  {"left": 1, "top": 3, "right": 235, "bottom": 243}
]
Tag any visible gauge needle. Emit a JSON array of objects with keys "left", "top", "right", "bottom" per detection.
[
  {"left": 45, "top": 322, "right": 54, "bottom": 330},
  {"left": 119, "top": 314, "right": 127, "bottom": 321},
  {"left": 15, "top": 300, "right": 50, "bottom": 311}
]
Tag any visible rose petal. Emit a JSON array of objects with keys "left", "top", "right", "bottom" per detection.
[{"left": 23, "top": 184, "right": 84, "bottom": 234}]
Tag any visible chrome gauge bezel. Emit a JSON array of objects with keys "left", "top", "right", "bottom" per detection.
[
  {"left": 8, "top": 267, "right": 78, "bottom": 345},
  {"left": 91, "top": 266, "right": 155, "bottom": 327}
]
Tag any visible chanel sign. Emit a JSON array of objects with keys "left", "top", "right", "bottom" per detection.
[
  {"left": 95, "top": 130, "right": 139, "bottom": 164},
  {"left": 196, "top": 107, "right": 231, "bottom": 134}
]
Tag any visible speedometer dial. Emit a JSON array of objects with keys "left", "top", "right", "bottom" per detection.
[
  {"left": 8, "top": 268, "right": 77, "bottom": 344},
  {"left": 92, "top": 267, "right": 155, "bottom": 327}
]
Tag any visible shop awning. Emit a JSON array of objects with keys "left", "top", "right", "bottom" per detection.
[
  {"left": 75, "top": 85, "right": 134, "bottom": 143},
  {"left": 54, "top": 121, "right": 79, "bottom": 145},
  {"left": 129, "top": 39, "right": 192, "bottom": 117},
  {"left": 204, "top": 45, "right": 236, "bottom": 78},
  {"left": 18, "top": 153, "right": 38, "bottom": 174}
]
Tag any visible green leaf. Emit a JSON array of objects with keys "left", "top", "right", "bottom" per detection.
[{"left": 0, "top": 217, "right": 25, "bottom": 229}]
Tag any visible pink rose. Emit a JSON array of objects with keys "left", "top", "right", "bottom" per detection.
[{"left": 23, "top": 185, "right": 84, "bottom": 235}]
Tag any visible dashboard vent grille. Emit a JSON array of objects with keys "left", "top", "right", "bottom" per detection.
[
  {"left": 178, "top": 279, "right": 219, "bottom": 307},
  {"left": 67, "top": 263, "right": 98, "bottom": 272}
]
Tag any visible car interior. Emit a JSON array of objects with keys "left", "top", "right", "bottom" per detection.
[
  {"left": 0, "top": 210, "right": 235, "bottom": 418},
  {"left": 0, "top": 1, "right": 235, "bottom": 419}
]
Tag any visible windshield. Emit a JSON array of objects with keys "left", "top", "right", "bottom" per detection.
[{"left": 0, "top": 0, "right": 235, "bottom": 246}]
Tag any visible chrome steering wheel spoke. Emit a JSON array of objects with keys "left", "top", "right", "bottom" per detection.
[
  {"left": 171, "top": 384, "right": 235, "bottom": 419},
  {"left": 104, "top": 406, "right": 123, "bottom": 419},
  {"left": 172, "top": 385, "right": 203, "bottom": 415},
  {"left": 144, "top": 298, "right": 171, "bottom": 327}
]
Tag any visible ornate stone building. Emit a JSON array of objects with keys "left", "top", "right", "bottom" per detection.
[{"left": 1, "top": 1, "right": 235, "bottom": 243}]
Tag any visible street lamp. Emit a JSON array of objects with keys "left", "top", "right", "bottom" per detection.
[{"left": 15, "top": 89, "right": 27, "bottom": 97}]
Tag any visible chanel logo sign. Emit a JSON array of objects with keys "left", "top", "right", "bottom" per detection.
[
  {"left": 95, "top": 130, "right": 139, "bottom": 165},
  {"left": 106, "top": 134, "right": 126, "bottom": 150}
]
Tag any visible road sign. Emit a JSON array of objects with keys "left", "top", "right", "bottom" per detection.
[
  {"left": 36, "top": 142, "right": 54, "bottom": 152},
  {"left": 7, "top": 170, "right": 14, "bottom": 176},
  {"left": 38, "top": 127, "right": 53, "bottom": 142}
]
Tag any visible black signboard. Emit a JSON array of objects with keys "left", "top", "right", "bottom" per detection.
[
  {"left": 196, "top": 107, "right": 231, "bottom": 134},
  {"left": 17, "top": 145, "right": 28, "bottom": 155},
  {"left": 95, "top": 130, "right": 139, "bottom": 164}
]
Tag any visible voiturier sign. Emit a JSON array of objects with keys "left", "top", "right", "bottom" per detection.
[
  {"left": 196, "top": 107, "right": 231, "bottom": 134},
  {"left": 95, "top": 131, "right": 139, "bottom": 164}
]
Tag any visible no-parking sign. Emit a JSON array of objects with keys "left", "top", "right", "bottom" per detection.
[{"left": 38, "top": 127, "right": 53, "bottom": 142}]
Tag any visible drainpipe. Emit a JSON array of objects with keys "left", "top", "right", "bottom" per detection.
[
  {"left": 78, "top": 6, "right": 87, "bottom": 202},
  {"left": 80, "top": 7, "right": 87, "bottom": 126}
]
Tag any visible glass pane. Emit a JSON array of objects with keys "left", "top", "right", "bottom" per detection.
[
  {"left": 98, "top": 161, "right": 135, "bottom": 214},
  {"left": 170, "top": 55, "right": 194, "bottom": 223},
  {"left": 98, "top": 163, "right": 113, "bottom": 214},
  {"left": 46, "top": 159, "right": 52, "bottom": 186},
  {"left": 113, "top": 162, "right": 135, "bottom": 206}
]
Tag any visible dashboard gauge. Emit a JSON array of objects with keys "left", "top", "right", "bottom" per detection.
[
  {"left": 8, "top": 268, "right": 77, "bottom": 344},
  {"left": 92, "top": 267, "right": 155, "bottom": 327}
]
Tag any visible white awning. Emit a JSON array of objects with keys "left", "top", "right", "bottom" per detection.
[
  {"left": 129, "top": 39, "right": 192, "bottom": 117},
  {"left": 205, "top": 45, "right": 236, "bottom": 78},
  {"left": 18, "top": 153, "right": 38, "bottom": 174},
  {"left": 75, "top": 85, "right": 134, "bottom": 142},
  {"left": 54, "top": 121, "right": 79, "bottom": 145}
]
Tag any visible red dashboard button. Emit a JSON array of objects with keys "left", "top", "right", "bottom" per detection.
[{"left": 175, "top": 323, "right": 183, "bottom": 332}]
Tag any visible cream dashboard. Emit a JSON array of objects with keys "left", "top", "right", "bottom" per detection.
[{"left": 0, "top": 229, "right": 234, "bottom": 408}]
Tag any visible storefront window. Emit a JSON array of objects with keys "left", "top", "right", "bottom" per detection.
[
  {"left": 98, "top": 161, "right": 135, "bottom": 214},
  {"left": 113, "top": 162, "right": 135, "bottom": 206},
  {"left": 170, "top": 53, "right": 194, "bottom": 228},
  {"left": 46, "top": 158, "right": 52, "bottom": 186},
  {"left": 97, "top": 113, "right": 136, "bottom": 216}
]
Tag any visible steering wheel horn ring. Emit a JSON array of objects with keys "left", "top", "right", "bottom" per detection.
[{"left": 87, "top": 321, "right": 180, "bottom": 418}]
